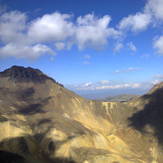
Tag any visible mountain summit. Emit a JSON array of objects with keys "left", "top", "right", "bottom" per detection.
[
  {"left": 0, "top": 66, "right": 56, "bottom": 83},
  {"left": 0, "top": 66, "right": 163, "bottom": 163}
]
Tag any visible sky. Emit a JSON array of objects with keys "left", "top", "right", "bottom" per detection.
[{"left": 0, "top": 0, "right": 163, "bottom": 98}]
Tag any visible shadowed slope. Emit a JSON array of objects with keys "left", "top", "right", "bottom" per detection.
[
  {"left": 0, "top": 150, "right": 25, "bottom": 163},
  {"left": 129, "top": 82, "right": 163, "bottom": 145}
]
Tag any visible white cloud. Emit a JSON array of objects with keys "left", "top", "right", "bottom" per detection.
[
  {"left": 118, "top": 0, "right": 163, "bottom": 33},
  {"left": 151, "top": 73, "right": 163, "bottom": 85},
  {"left": 127, "top": 42, "right": 137, "bottom": 52},
  {"left": 145, "top": 0, "right": 163, "bottom": 20},
  {"left": 68, "top": 81, "right": 143, "bottom": 91},
  {"left": 0, "top": 11, "right": 120, "bottom": 59},
  {"left": 28, "top": 13, "right": 120, "bottom": 50},
  {"left": 1, "top": 1, "right": 163, "bottom": 60},
  {"left": 119, "top": 12, "right": 151, "bottom": 32},
  {"left": 83, "top": 82, "right": 93, "bottom": 87},
  {"left": 153, "top": 36, "right": 163, "bottom": 55},
  {"left": 28, "top": 12, "right": 74, "bottom": 43},
  {"left": 95, "top": 83, "right": 141, "bottom": 90},
  {"left": 114, "top": 42, "right": 123, "bottom": 52},
  {"left": 151, "top": 79, "right": 161, "bottom": 85},
  {"left": 75, "top": 14, "right": 120, "bottom": 49},
  {"left": 118, "top": 0, "right": 163, "bottom": 56},
  {"left": 0, "top": 11, "right": 27, "bottom": 44},
  {"left": 0, "top": 43, "right": 53, "bottom": 59},
  {"left": 0, "top": 11, "right": 54, "bottom": 59}
]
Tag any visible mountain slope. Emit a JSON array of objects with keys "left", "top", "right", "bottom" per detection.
[{"left": 0, "top": 66, "right": 162, "bottom": 163}]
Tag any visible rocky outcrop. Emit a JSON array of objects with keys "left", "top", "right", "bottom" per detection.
[{"left": 0, "top": 66, "right": 163, "bottom": 163}]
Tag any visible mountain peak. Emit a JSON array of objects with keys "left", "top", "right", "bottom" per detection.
[{"left": 0, "top": 65, "right": 56, "bottom": 83}]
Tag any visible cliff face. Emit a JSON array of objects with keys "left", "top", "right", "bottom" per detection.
[{"left": 0, "top": 66, "right": 163, "bottom": 163}]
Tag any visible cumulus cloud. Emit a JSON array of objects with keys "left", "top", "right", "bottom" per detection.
[
  {"left": 118, "top": 0, "right": 163, "bottom": 32},
  {"left": 1, "top": 1, "right": 163, "bottom": 59},
  {"left": 153, "top": 36, "right": 163, "bottom": 55},
  {"left": 0, "top": 10, "right": 120, "bottom": 59},
  {"left": 28, "top": 12, "right": 74, "bottom": 43},
  {"left": 0, "top": 43, "right": 53, "bottom": 59},
  {"left": 0, "top": 11, "right": 54, "bottom": 59},
  {"left": 145, "top": 0, "right": 163, "bottom": 20},
  {"left": 75, "top": 14, "right": 120, "bottom": 49},
  {"left": 119, "top": 12, "right": 151, "bottom": 32},
  {"left": 0, "top": 11, "right": 27, "bottom": 44},
  {"left": 117, "top": 0, "right": 163, "bottom": 56}
]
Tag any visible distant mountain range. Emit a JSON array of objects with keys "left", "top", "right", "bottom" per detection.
[
  {"left": 0, "top": 66, "right": 163, "bottom": 163},
  {"left": 104, "top": 94, "right": 139, "bottom": 102},
  {"left": 76, "top": 89, "right": 147, "bottom": 100}
]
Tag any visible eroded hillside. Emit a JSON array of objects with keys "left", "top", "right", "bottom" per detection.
[{"left": 0, "top": 66, "right": 163, "bottom": 163}]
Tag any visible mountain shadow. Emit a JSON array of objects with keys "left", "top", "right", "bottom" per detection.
[
  {"left": 128, "top": 86, "right": 163, "bottom": 145},
  {"left": 0, "top": 135, "right": 76, "bottom": 163},
  {"left": 0, "top": 150, "right": 25, "bottom": 163}
]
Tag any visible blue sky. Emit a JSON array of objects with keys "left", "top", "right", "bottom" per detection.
[{"left": 0, "top": 0, "right": 163, "bottom": 98}]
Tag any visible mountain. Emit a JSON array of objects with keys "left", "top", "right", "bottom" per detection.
[
  {"left": 104, "top": 94, "right": 138, "bottom": 102},
  {"left": 0, "top": 66, "right": 163, "bottom": 163}
]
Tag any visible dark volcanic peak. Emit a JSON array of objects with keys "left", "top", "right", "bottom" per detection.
[{"left": 0, "top": 66, "right": 63, "bottom": 86}]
